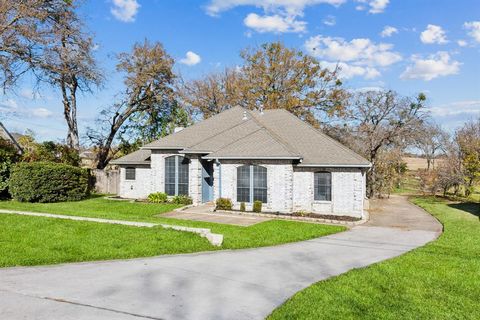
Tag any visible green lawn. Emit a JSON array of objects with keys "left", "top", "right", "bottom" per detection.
[
  {"left": 0, "top": 214, "right": 213, "bottom": 267},
  {"left": 269, "top": 197, "right": 480, "bottom": 320},
  {"left": 0, "top": 197, "right": 344, "bottom": 267}
]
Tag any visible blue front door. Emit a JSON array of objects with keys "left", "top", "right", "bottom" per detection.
[{"left": 201, "top": 160, "right": 214, "bottom": 203}]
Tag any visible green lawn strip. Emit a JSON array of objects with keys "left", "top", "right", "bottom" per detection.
[
  {"left": 0, "top": 214, "right": 214, "bottom": 268},
  {"left": 0, "top": 197, "right": 344, "bottom": 252},
  {"left": 268, "top": 197, "right": 480, "bottom": 320}
]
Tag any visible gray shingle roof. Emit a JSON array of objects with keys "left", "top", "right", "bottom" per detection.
[
  {"left": 110, "top": 149, "right": 151, "bottom": 165},
  {"left": 113, "top": 106, "right": 370, "bottom": 167}
]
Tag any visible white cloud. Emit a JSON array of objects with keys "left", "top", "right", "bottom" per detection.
[
  {"left": 322, "top": 61, "right": 381, "bottom": 79},
  {"left": 401, "top": 51, "right": 461, "bottom": 81},
  {"left": 355, "top": 0, "right": 389, "bottom": 14},
  {"left": 305, "top": 35, "right": 401, "bottom": 79},
  {"left": 244, "top": 13, "right": 306, "bottom": 33},
  {"left": 430, "top": 100, "right": 480, "bottom": 117},
  {"left": 420, "top": 24, "right": 448, "bottom": 44},
  {"left": 206, "top": 0, "right": 345, "bottom": 16},
  {"left": 180, "top": 51, "right": 201, "bottom": 66},
  {"left": 111, "top": 0, "right": 140, "bottom": 23},
  {"left": 32, "top": 108, "right": 53, "bottom": 119},
  {"left": 322, "top": 15, "right": 336, "bottom": 26},
  {"left": 0, "top": 98, "right": 54, "bottom": 119},
  {"left": 20, "top": 88, "right": 36, "bottom": 100},
  {"left": 205, "top": 0, "right": 345, "bottom": 33},
  {"left": 457, "top": 40, "right": 468, "bottom": 47},
  {"left": 464, "top": 21, "right": 480, "bottom": 43},
  {"left": 380, "top": 26, "right": 398, "bottom": 38}
]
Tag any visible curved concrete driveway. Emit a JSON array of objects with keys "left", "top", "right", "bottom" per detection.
[{"left": 0, "top": 195, "right": 441, "bottom": 320}]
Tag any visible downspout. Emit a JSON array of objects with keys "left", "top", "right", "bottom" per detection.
[{"left": 215, "top": 159, "right": 222, "bottom": 199}]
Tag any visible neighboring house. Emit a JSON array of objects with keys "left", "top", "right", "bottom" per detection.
[
  {"left": 112, "top": 107, "right": 371, "bottom": 218},
  {"left": 0, "top": 122, "right": 23, "bottom": 153}
]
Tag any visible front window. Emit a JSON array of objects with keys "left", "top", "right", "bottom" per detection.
[
  {"left": 236, "top": 165, "right": 267, "bottom": 203},
  {"left": 165, "top": 156, "right": 189, "bottom": 196},
  {"left": 314, "top": 172, "right": 332, "bottom": 201},
  {"left": 125, "top": 167, "right": 136, "bottom": 180}
]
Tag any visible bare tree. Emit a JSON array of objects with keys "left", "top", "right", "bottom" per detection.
[
  {"left": 0, "top": 0, "right": 102, "bottom": 150},
  {"left": 88, "top": 40, "right": 175, "bottom": 169},
  {"left": 0, "top": 0, "right": 54, "bottom": 89},
  {"left": 331, "top": 90, "right": 428, "bottom": 197},
  {"left": 415, "top": 122, "right": 447, "bottom": 170}
]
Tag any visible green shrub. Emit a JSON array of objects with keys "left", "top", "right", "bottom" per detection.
[
  {"left": 253, "top": 200, "right": 262, "bottom": 213},
  {"left": 147, "top": 192, "right": 168, "bottom": 203},
  {"left": 215, "top": 197, "right": 232, "bottom": 210},
  {"left": 171, "top": 195, "right": 193, "bottom": 205},
  {"left": 240, "top": 202, "right": 246, "bottom": 212},
  {"left": 9, "top": 162, "right": 90, "bottom": 203},
  {"left": 0, "top": 138, "right": 21, "bottom": 199}
]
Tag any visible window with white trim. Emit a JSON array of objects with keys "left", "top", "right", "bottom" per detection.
[
  {"left": 165, "top": 156, "right": 189, "bottom": 196},
  {"left": 236, "top": 165, "right": 267, "bottom": 203},
  {"left": 314, "top": 171, "right": 332, "bottom": 201}
]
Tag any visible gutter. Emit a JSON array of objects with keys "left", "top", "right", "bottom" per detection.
[
  {"left": 297, "top": 163, "right": 372, "bottom": 168},
  {"left": 202, "top": 156, "right": 302, "bottom": 160},
  {"left": 140, "top": 146, "right": 184, "bottom": 150}
]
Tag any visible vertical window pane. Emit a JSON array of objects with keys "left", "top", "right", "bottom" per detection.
[
  {"left": 314, "top": 172, "right": 331, "bottom": 201},
  {"left": 125, "top": 167, "right": 136, "bottom": 180},
  {"left": 237, "top": 165, "right": 250, "bottom": 202},
  {"left": 165, "top": 156, "right": 176, "bottom": 196},
  {"left": 165, "top": 156, "right": 189, "bottom": 196},
  {"left": 253, "top": 165, "right": 267, "bottom": 203},
  {"left": 178, "top": 157, "right": 189, "bottom": 195}
]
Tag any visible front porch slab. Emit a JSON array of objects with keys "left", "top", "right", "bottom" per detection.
[{"left": 162, "top": 207, "right": 271, "bottom": 226}]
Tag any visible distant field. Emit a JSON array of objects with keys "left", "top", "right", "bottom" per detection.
[{"left": 402, "top": 157, "right": 445, "bottom": 171}]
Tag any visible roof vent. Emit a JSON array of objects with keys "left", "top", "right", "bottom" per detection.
[{"left": 242, "top": 110, "right": 248, "bottom": 121}]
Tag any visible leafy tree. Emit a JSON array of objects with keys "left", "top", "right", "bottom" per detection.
[
  {"left": 456, "top": 118, "right": 480, "bottom": 194},
  {"left": 179, "top": 42, "right": 346, "bottom": 125},
  {"left": 17, "top": 132, "right": 79, "bottom": 166},
  {"left": 178, "top": 68, "right": 243, "bottom": 119},
  {"left": 88, "top": 40, "right": 177, "bottom": 169},
  {"left": 0, "top": 137, "right": 20, "bottom": 198}
]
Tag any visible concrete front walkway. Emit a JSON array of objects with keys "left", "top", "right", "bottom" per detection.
[
  {"left": 0, "top": 195, "right": 441, "bottom": 320},
  {"left": 163, "top": 210, "right": 271, "bottom": 226}
]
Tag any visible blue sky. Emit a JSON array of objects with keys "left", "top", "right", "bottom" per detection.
[{"left": 1, "top": 0, "right": 479, "bottom": 142}]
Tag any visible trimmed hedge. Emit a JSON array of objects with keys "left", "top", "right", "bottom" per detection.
[
  {"left": 9, "top": 162, "right": 91, "bottom": 203},
  {"left": 216, "top": 197, "right": 233, "bottom": 210},
  {"left": 171, "top": 195, "right": 193, "bottom": 205},
  {"left": 253, "top": 200, "right": 262, "bottom": 213},
  {"left": 147, "top": 192, "right": 168, "bottom": 203}
]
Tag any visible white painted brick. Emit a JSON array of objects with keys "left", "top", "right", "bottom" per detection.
[{"left": 118, "top": 156, "right": 366, "bottom": 218}]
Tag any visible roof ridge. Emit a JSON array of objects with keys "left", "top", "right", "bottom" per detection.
[
  {"left": 143, "top": 106, "right": 244, "bottom": 148},
  {"left": 184, "top": 117, "right": 259, "bottom": 151},
  {"left": 274, "top": 109, "right": 369, "bottom": 163},
  {"left": 207, "top": 127, "right": 264, "bottom": 155},
  {"left": 246, "top": 110, "right": 301, "bottom": 157}
]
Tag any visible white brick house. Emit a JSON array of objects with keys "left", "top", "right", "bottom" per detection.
[{"left": 112, "top": 107, "right": 370, "bottom": 218}]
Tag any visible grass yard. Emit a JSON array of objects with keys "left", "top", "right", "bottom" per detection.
[
  {"left": 0, "top": 214, "right": 213, "bottom": 267},
  {"left": 269, "top": 196, "right": 480, "bottom": 320},
  {"left": 0, "top": 196, "right": 344, "bottom": 267}
]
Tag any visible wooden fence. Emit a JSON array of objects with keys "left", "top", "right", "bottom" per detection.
[{"left": 93, "top": 169, "right": 120, "bottom": 195}]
